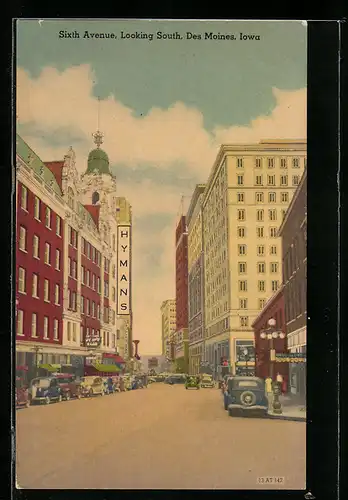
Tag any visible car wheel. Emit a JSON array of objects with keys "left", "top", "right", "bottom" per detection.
[
  {"left": 45, "top": 396, "right": 50, "bottom": 405},
  {"left": 65, "top": 391, "right": 71, "bottom": 401}
]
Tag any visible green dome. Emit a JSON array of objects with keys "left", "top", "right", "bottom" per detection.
[{"left": 86, "top": 148, "right": 110, "bottom": 175}]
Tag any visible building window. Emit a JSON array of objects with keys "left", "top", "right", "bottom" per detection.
[
  {"left": 269, "top": 192, "right": 276, "bottom": 203},
  {"left": 67, "top": 322, "right": 71, "bottom": 341},
  {"left": 81, "top": 295, "right": 84, "bottom": 314},
  {"left": 21, "top": 185, "right": 28, "bottom": 210},
  {"left": 257, "top": 245, "right": 265, "bottom": 256},
  {"left": 257, "top": 262, "right": 266, "bottom": 273},
  {"left": 31, "top": 313, "right": 38, "bottom": 337},
  {"left": 237, "top": 209, "right": 245, "bottom": 221},
  {"left": 238, "top": 262, "right": 247, "bottom": 274},
  {"left": 18, "top": 267, "right": 26, "bottom": 293},
  {"left": 255, "top": 175, "right": 263, "bottom": 186},
  {"left": 258, "top": 280, "right": 266, "bottom": 292},
  {"left": 53, "top": 319, "right": 58, "bottom": 340},
  {"left": 270, "top": 245, "right": 277, "bottom": 255},
  {"left": 280, "top": 175, "right": 288, "bottom": 186},
  {"left": 238, "top": 244, "right": 247, "bottom": 256},
  {"left": 281, "top": 209, "right": 287, "bottom": 219},
  {"left": 268, "top": 175, "right": 276, "bottom": 186},
  {"left": 92, "top": 191, "right": 100, "bottom": 205},
  {"left": 268, "top": 158, "right": 275, "bottom": 168},
  {"left": 92, "top": 301, "right": 95, "bottom": 317},
  {"left": 255, "top": 158, "right": 262, "bottom": 168},
  {"left": 19, "top": 226, "right": 27, "bottom": 252},
  {"left": 97, "top": 277, "right": 101, "bottom": 294},
  {"left": 237, "top": 175, "right": 244, "bottom": 185},
  {"left": 55, "top": 284, "right": 60, "bottom": 305},
  {"left": 293, "top": 175, "right": 300, "bottom": 186},
  {"left": 236, "top": 158, "right": 244, "bottom": 168},
  {"left": 45, "top": 207, "right": 51, "bottom": 229},
  {"left": 44, "top": 243, "right": 51, "bottom": 265},
  {"left": 32, "top": 274, "right": 39, "bottom": 298},
  {"left": 240, "top": 316, "right": 248, "bottom": 327},
  {"left": 281, "top": 192, "right": 289, "bottom": 203},
  {"left": 34, "top": 197, "right": 40, "bottom": 220},
  {"left": 17, "top": 310, "right": 24, "bottom": 336},
  {"left": 44, "top": 316, "right": 49, "bottom": 339},
  {"left": 270, "top": 227, "right": 278, "bottom": 238},
  {"left": 269, "top": 209, "right": 277, "bottom": 221},
  {"left": 73, "top": 323, "right": 76, "bottom": 342},
  {"left": 239, "top": 298, "right": 247, "bottom": 309},
  {"left": 56, "top": 216, "right": 61, "bottom": 236},
  {"left": 44, "top": 279, "right": 50, "bottom": 302},
  {"left": 292, "top": 157, "right": 300, "bottom": 168},
  {"left": 55, "top": 249, "right": 60, "bottom": 270},
  {"left": 257, "top": 227, "right": 264, "bottom": 238},
  {"left": 33, "top": 235, "right": 39, "bottom": 259},
  {"left": 256, "top": 209, "right": 264, "bottom": 222},
  {"left": 255, "top": 192, "right": 264, "bottom": 203},
  {"left": 259, "top": 299, "right": 266, "bottom": 309},
  {"left": 92, "top": 274, "right": 96, "bottom": 290},
  {"left": 271, "top": 280, "right": 279, "bottom": 292},
  {"left": 271, "top": 262, "right": 279, "bottom": 273},
  {"left": 237, "top": 227, "right": 246, "bottom": 238},
  {"left": 237, "top": 192, "right": 245, "bottom": 203},
  {"left": 239, "top": 280, "right": 247, "bottom": 292},
  {"left": 280, "top": 158, "right": 287, "bottom": 169}
]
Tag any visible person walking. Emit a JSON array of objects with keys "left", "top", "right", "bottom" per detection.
[{"left": 265, "top": 376, "right": 273, "bottom": 411}]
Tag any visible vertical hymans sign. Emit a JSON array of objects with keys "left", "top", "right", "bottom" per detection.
[{"left": 117, "top": 225, "right": 131, "bottom": 315}]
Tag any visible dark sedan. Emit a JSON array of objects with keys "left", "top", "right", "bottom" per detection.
[{"left": 225, "top": 376, "right": 269, "bottom": 418}]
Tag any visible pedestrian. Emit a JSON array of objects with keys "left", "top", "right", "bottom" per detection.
[
  {"left": 265, "top": 376, "right": 273, "bottom": 411},
  {"left": 281, "top": 375, "right": 287, "bottom": 395}
]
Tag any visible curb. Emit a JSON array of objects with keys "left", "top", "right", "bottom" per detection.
[{"left": 267, "top": 413, "right": 306, "bottom": 422}]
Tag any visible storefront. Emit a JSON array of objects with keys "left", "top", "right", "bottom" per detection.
[
  {"left": 205, "top": 339, "right": 230, "bottom": 379},
  {"left": 234, "top": 340, "right": 255, "bottom": 376},
  {"left": 287, "top": 326, "right": 306, "bottom": 403}
]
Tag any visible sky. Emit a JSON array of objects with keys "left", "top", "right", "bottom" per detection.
[{"left": 16, "top": 19, "right": 307, "bottom": 354}]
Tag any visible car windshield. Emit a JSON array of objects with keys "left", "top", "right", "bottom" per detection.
[
  {"left": 34, "top": 379, "right": 50, "bottom": 388},
  {"left": 202, "top": 376, "right": 212, "bottom": 381},
  {"left": 57, "top": 378, "right": 73, "bottom": 384},
  {"left": 236, "top": 380, "right": 260, "bottom": 388}
]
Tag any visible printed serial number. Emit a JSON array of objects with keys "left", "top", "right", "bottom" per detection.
[{"left": 257, "top": 477, "right": 285, "bottom": 484}]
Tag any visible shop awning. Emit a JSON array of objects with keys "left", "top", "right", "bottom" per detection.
[
  {"left": 38, "top": 364, "right": 62, "bottom": 372},
  {"left": 92, "top": 363, "right": 121, "bottom": 373}
]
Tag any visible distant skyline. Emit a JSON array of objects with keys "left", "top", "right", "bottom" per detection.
[{"left": 16, "top": 19, "right": 307, "bottom": 354}]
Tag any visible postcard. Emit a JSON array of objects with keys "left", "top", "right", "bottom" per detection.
[{"left": 15, "top": 18, "right": 307, "bottom": 490}]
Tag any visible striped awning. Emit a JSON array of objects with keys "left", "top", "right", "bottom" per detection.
[{"left": 92, "top": 363, "right": 121, "bottom": 373}]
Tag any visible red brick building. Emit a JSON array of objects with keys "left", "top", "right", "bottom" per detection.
[{"left": 252, "top": 287, "right": 288, "bottom": 383}]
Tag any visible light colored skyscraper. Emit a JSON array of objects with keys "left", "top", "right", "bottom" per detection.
[
  {"left": 160, "top": 300, "right": 176, "bottom": 359},
  {"left": 202, "top": 139, "right": 306, "bottom": 377}
]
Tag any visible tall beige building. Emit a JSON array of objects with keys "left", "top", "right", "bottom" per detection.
[
  {"left": 116, "top": 197, "right": 133, "bottom": 360},
  {"left": 160, "top": 300, "right": 176, "bottom": 358},
  {"left": 202, "top": 140, "right": 306, "bottom": 377}
]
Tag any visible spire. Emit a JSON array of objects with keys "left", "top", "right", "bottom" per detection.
[{"left": 92, "top": 97, "right": 104, "bottom": 148}]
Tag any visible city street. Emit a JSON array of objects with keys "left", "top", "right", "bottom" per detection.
[{"left": 16, "top": 383, "right": 305, "bottom": 490}]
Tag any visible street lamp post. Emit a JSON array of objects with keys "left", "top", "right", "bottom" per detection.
[
  {"left": 260, "top": 318, "right": 286, "bottom": 415},
  {"left": 30, "top": 346, "right": 43, "bottom": 378}
]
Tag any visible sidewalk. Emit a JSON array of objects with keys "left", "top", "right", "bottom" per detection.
[{"left": 267, "top": 394, "right": 306, "bottom": 422}]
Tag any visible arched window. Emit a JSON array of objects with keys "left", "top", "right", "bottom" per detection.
[
  {"left": 67, "top": 187, "right": 74, "bottom": 210},
  {"left": 92, "top": 191, "right": 100, "bottom": 205}
]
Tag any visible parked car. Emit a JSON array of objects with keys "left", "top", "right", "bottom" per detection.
[
  {"left": 54, "top": 373, "right": 82, "bottom": 400},
  {"left": 123, "top": 375, "right": 133, "bottom": 391},
  {"left": 29, "top": 377, "right": 63, "bottom": 405},
  {"left": 225, "top": 376, "right": 269, "bottom": 417},
  {"left": 16, "top": 376, "right": 30, "bottom": 408},
  {"left": 200, "top": 374, "right": 215, "bottom": 388},
  {"left": 102, "top": 377, "right": 117, "bottom": 394},
  {"left": 185, "top": 376, "right": 200, "bottom": 390},
  {"left": 165, "top": 374, "right": 187, "bottom": 385},
  {"left": 80, "top": 376, "right": 105, "bottom": 397}
]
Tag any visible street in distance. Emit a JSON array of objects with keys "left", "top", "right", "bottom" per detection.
[{"left": 58, "top": 31, "right": 261, "bottom": 41}]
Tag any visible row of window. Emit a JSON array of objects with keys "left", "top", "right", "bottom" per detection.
[
  {"left": 236, "top": 174, "right": 300, "bottom": 187},
  {"left": 19, "top": 228, "right": 62, "bottom": 268},
  {"left": 20, "top": 185, "right": 62, "bottom": 236},
  {"left": 239, "top": 298, "right": 266, "bottom": 310},
  {"left": 237, "top": 262, "right": 279, "bottom": 274},
  {"left": 238, "top": 280, "right": 280, "bottom": 292},
  {"left": 17, "top": 310, "right": 59, "bottom": 339},
  {"left": 236, "top": 157, "right": 303, "bottom": 169},
  {"left": 237, "top": 192, "right": 291, "bottom": 205},
  {"left": 18, "top": 268, "right": 61, "bottom": 303},
  {"left": 236, "top": 224, "right": 278, "bottom": 238},
  {"left": 81, "top": 237, "right": 102, "bottom": 265}
]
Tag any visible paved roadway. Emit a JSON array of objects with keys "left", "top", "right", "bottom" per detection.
[{"left": 16, "top": 383, "right": 305, "bottom": 489}]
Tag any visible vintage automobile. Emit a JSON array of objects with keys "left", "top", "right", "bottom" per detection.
[
  {"left": 225, "top": 376, "right": 269, "bottom": 417},
  {"left": 54, "top": 373, "right": 82, "bottom": 400},
  {"left": 29, "top": 377, "right": 63, "bottom": 405},
  {"left": 185, "top": 376, "right": 200, "bottom": 390},
  {"left": 79, "top": 376, "right": 105, "bottom": 397},
  {"left": 123, "top": 375, "right": 133, "bottom": 391},
  {"left": 165, "top": 374, "right": 187, "bottom": 385},
  {"left": 16, "top": 376, "right": 30, "bottom": 408},
  {"left": 102, "top": 377, "right": 117, "bottom": 395},
  {"left": 200, "top": 374, "right": 215, "bottom": 388}
]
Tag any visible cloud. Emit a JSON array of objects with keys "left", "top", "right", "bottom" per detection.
[{"left": 16, "top": 64, "right": 306, "bottom": 354}]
